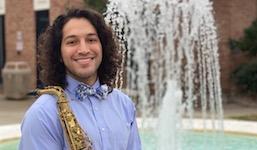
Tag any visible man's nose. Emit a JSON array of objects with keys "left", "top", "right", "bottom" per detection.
[{"left": 78, "top": 41, "right": 90, "bottom": 53}]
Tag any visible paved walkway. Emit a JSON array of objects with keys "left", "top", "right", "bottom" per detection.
[{"left": 0, "top": 94, "right": 36, "bottom": 125}]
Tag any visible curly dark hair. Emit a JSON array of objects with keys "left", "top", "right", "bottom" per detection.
[{"left": 38, "top": 8, "right": 122, "bottom": 89}]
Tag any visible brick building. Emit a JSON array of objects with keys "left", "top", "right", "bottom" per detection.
[
  {"left": 0, "top": 0, "right": 257, "bottom": 101},
  {"left": 0, "top": 0, "right": 85, "bottom": 89},
  {"left": 213, "top": 0, "right": 257, "bottom": 101}
]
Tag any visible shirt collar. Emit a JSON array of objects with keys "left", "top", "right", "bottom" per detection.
[{"left": 66, "top": 75, "right": 101, "bottom": 94}]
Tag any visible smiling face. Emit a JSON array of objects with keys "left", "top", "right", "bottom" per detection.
[{"left": 61, "top": 18, "right": 102, "bottom": 86}]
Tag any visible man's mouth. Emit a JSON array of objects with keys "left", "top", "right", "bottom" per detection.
[{"left": 76, "top": 58, "right": 93, "bottom": 64}]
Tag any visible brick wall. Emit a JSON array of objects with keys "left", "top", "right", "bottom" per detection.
[
  {"left": 5, "top": 0, "right": 36, "bottom": 89},
  {"left": 213, "top": 0, "right": 257, "bottom": 101},
  {"left": 4, "top": 0, "right": 85, "bottom": 89},
  {"left": 50, "top": 0, "right": 85, "bottom": 24}
]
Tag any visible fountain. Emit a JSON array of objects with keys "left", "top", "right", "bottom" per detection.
[
  {"left": 105, "top": 0, "right": 224, "bottom": 149},
  {"left": 1, "top": 1, "right": 257, "bottom": 149}
]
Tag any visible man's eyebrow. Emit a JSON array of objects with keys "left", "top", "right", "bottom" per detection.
[
  {"left": 63, "top": 35, "right": 76, "bottom": 41},
  {"left": 63, "top": 33, "right": 98, "bottom": 40},
  {"left": 87, "top": 33, "right": 98, "bottom": 37}
]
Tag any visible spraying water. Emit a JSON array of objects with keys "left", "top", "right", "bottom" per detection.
[{"left": 105, "top": 0, "right": 223, "bottom": 149}]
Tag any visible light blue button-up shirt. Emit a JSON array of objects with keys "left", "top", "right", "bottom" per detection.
[{"left": 19, "top": 76, "right": 142, "bottom": 150}]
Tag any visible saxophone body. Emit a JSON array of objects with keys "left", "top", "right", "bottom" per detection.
[{"left": 33, "top": 86, "right": 92, "bottom": 150}]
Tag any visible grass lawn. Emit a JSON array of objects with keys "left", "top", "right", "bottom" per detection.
[{"left": 230, "top": 114, "right": 257, "bottom": 121}]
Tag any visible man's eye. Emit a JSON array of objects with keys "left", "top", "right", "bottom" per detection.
[
  {"left": 88, "top": 38, "right": 98, "bottom": 42},
  {"left": 67, "top": 41, "right": 77, "bottom": 44}
]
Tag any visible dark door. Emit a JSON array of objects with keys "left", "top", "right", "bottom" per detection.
[
  {"left": 0, "top": 15, "right": 5, "bottom": 84},
  {"left": 36, "top": 10, "right": 49, "bottom": 88}
]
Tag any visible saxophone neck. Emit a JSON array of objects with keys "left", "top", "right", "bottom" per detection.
[{"left": 28, "top": 86, "right": 68, "bottom": 102}]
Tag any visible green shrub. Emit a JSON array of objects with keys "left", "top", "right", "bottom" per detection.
[
  {"left": 229, "top": 19, "right": 257, "bottom": 94},
  {"left": 229, "top": 20, "right": 257, "bottom": 56},
  {"left": 231, "top": 60, "right": 257, "bottom": 93},
  {"left": 84, "top": 0, "right": 108, "bottom": 13}
]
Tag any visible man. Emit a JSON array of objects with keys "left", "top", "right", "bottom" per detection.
[{"left": 19, "top": 8, "right": 141, "bottom": 150}]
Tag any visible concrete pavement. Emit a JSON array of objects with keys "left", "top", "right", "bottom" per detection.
[{"left": 0, "top": 94, "right": 36, "bottom": 125}]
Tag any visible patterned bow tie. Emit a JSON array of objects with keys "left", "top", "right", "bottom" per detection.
[{"left": 75, "top": 83, "right": 112, "bottom": 100}]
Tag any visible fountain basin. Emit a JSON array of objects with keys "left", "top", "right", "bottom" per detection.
[
  {"left": 140, "top": 129, "right": 257, "bottom": 150},
  {"left": 137, "top": 118, "right": 257, "bottom": 150},
  {"left": 1, "top": 119, "right": 257, "bottom": 150},
  {"left": 137, "top": 118, "right": 257, "bottom": 135}
]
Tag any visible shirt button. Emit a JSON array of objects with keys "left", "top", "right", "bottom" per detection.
[
  {"left": 101, "top": 127, "right": 105, "bottom": 131},
  {"left": 94, "top": 107, "right": 98, "bottom": 111}
]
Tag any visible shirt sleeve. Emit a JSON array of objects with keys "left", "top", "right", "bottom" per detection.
[
  {"left": 126, "top": 105, "right": 142, "bottom": 150},
  {"left": 18, "top": 97, "right": 65, "bottom": 150}
]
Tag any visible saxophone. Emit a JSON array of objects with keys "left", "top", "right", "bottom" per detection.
[{"left": 30, "top": 86, "right": 93, "bottom": 150}]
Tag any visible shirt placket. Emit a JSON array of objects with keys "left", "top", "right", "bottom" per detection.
[{"left": 88, "top": 97, "right": 111, "bottom": 150}]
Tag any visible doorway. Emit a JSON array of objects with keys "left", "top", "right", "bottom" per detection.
[
  {"left": 36, "top": 10, "right": 49, "bottom": 88},
  {"left": 0, "top": 15, "right": 5, "bottom": 85}
]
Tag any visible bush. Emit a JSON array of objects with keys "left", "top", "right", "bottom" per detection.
[
  {"left": 84, "top": 0, "right": 108, "bottom": 13},
  {"left": 229, "top": 20, "right": 257, "bottom": 56},
  {"left": 231, "top": 60, "right": 257, "bottom": 93},
  {"left": 229, "top": 19, "right": 257, "bottom": 94}
]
